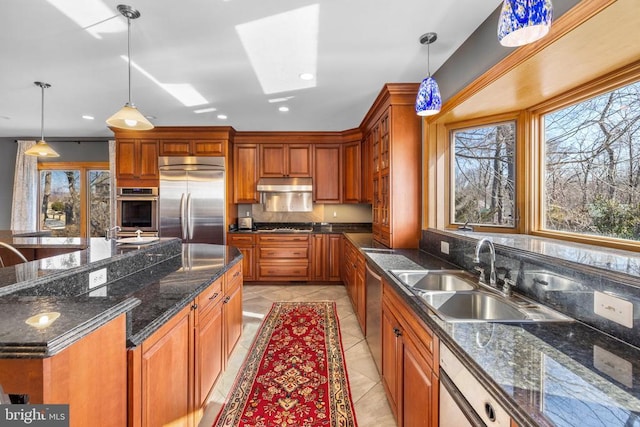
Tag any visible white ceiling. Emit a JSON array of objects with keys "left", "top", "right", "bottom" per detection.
[{"left": 0, "top": 0, "right": 501, "bottom": 138}]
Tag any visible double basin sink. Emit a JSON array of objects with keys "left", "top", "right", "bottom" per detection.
[{"left": 390, "top": 269, "right": 573, "bottom": 323}]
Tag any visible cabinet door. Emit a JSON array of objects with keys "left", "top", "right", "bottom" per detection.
[
  {"left": 260, "top": 144, "right": 286, "bottom": 177},
  {"left": 328, "top": 234, "right": 342, "bottom": 282},
  {"left": 196, "top": 302, "right": 223, "bottom": 408},
  {"left": 381, "top": 301, "right": 401, "bottom": 419},
  {"left": 159, "top": 140, "right": 191, "bottom": 156},
  {"left": 193, "top": 140, "right": 225, "bottom": 156},
  {"left": 138, "top": 140, "right": 159, "bottom": 180},
  {"left": 116, "top": 139, "right": 137, "bottom": 179},
  {"left": 343, "top": 141, "right": 361, "bottom": 203},
  {"left": 355, "top": 256, "right": 366, "bottom": 334},
  {"left": 233, "top": 144, "right": 259, "bottom": 203},
  {"left": 228, "top": 234, "right": 255, "bottom": 281},
  {"left": 362, "top": 134, "right": 373, "bottom": 203},
  {"left": 140, "top": 305, "right": 192, "bottom": 427},
  {"left": 223, "top": 285, "right": 243, "bottom": 361},
  {"left": 311, "top": 234, "right": 326, "bottom": 281},
  {"left": 287, "top": 144, "right": 312, "bottom": 177},
  {"left": 402, "top": 337, "right": 438, "bottom": 427},
  {"left": 313, "top": 145, "right": 342, "bottom": 203}
]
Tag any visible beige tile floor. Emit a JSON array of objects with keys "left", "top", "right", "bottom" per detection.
[{"left": 198, "top": 284, "right": 397, "bottom": 427}]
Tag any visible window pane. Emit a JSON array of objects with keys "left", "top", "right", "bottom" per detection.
[
  {"left": 543, "top": 80, "right": 640, "bottom": 240},
  {"left": 40, "top": 170, "right": 81, "bottom": 237},
  {"left": 452, "top": 122, "right": 516, "bottom": 226},
  {"left": 89, "top": 170, "right": 110, "bottom": 238}
]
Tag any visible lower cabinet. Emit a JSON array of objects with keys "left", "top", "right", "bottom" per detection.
[
  {"left": 128, "top": 263, "right": 243, "bottom": 427},
  {"left": 257, "top": 234, "right": 310, "bottom": 281},
  {"left": 311, "top": 233, "right": 342, "bottom": 282},
  {"left": 382, "top": 279, "right": 439, "bottom": 427},
  {"left": 342, "top": 236, "right": 366, "bottom": 332},
  {"left": 227, "top": 233, "right": 256, "bottom": 281}
]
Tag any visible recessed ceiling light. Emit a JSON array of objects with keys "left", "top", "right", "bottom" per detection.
[
  {"left": 82, "top": 115, "right": 95, "bottom": 120},
  {"left": 217, "top": 114, "right": 228, "bottom": 120},
  {"left": 278, "top": 106, "right": 289, "bottom": 112},
  {"left": 299, "top": 73, "right": 314, "bottom": 81},
  {"left": 194, "top": 107, "right": 217, "bottom": 114}
]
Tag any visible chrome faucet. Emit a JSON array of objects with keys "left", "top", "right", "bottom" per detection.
[
  {"left": 105, "top": 226, "right": 121, "bottom": 240},
  {"left": 473, "top": 237, "right": 497, "bottom": 287}
]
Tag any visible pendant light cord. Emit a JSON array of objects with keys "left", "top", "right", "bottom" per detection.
[
  {"left": 427, "top": 42, "right": 431, "bottom": 78},
  {"left": 127, "top": 16, "right": 132, "bottom": 105}
]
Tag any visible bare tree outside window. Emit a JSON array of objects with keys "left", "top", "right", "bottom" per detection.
[
  {"left": 543, "top": 80, "right": 640, "bottom": 240},
  {"left": 452, "top": 122, "right": 516, "bottom": 227}
]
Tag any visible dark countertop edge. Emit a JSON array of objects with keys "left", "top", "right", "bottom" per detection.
[
  {"left": 344, "top": 233, "right": 560, "bottom": 427},
  {"left": 0, "top": 297, "right": 141, "bottom": 359},
  {"left": 127, "top": 255, "right": 243, "bottom": 347}
]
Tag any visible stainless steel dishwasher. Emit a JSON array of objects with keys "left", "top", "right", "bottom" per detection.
[{"left": 365, "top": 262, "right": 383, "bottom": 374}]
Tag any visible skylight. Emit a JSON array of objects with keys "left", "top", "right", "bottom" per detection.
[
  {"left": 235, "top": 4, "right": 319, "bottom": 95},
  {"left": 46, "top": 0, "right": 125, "bottom": 39}
]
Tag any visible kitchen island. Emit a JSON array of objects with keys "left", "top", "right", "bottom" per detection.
[
  {"left": 0, "top": 237, "right": 243, "bottom": 427},
  {"left": 345, "top": 233, "right": 640, "bottom": 427}
]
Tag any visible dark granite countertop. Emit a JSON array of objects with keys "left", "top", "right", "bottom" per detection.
[
  {"left": 0, "top": 238, "right": 242, "bottom": 356},
  {"left": 344, "top": 233, "right": 640, "bottom": 427},
  {"left": 228, "top": 222, "right": 372, "bottom": 234}
]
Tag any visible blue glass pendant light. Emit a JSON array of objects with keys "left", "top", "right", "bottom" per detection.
[
  {"left": 415, "top": 32, "right": 442, "bottom": 117},
  {"left": 497, "top": 0, "right": 553, "bottom": 47}
]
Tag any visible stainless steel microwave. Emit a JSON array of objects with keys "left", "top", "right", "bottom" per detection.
[{"left": 116, "top": 187, "right": 159, "bottom": 233}]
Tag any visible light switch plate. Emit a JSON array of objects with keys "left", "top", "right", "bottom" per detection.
[
  {"left": 89, "top": 268, "right": 107, "bottom": 289},
  {"left": 594, "top": 291, "right": 633, "bottom": 328},
  {"left": 440, "top": 241, "right": 450, "bottom": 255}
]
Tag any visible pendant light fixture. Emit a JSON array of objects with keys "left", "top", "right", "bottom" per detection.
[
  {"left": 106, "top": 4, "right": 154, "bottom": 130},
  {"left": 497, "top": 0, "right": 553, "bottom": 47},
  {"left": 415, "top": 32, "right": 442, "bottom": 117},
  {"left": 25, "top": 82, "right": 59, "bottom": 158}
]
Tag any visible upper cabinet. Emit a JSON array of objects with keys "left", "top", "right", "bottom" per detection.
[
  {"left": 259, "top": 144, "right": 311, "bottom": 177},
  {"left": 233, "top": 143, "right": 259, "bottom": 204},
  {"left": 361, "top": 84, "right": 421, "bottom": 248},
  {"left": 159, "top": 139, "right": 225, "bottom": 157},
  {"left": 313, "top": 144, "right": 342, "bottom": 203},
  {"left": 116, "top": 139, "right": 159, "bottom": 186},
  {"left": 342, "top": 130, "right": 362, "bottom": 203}
]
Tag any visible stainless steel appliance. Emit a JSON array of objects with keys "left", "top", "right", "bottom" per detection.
[
  {"left": 237, "top": 217, "right": 254, "bottom": 231},
  {"left": 116, "top": 187, "right": 158, "bottom": 235},
  {"left": 365, "top": 262, "right": 383, "bottom": 374},
  {"left": 159, "top": 156, "right": 225, "bottom": 244},
  {"left": 257, "top": 178, "right": 313, "bottom": 212}
]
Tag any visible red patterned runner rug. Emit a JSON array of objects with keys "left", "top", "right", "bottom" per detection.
[{"left": 213, "top": 301, "right": 358, "bottom": 427}]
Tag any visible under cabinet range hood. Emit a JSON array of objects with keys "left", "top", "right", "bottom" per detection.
[{"left": 257, "top": 178, "right": 313, "bottom": 212}]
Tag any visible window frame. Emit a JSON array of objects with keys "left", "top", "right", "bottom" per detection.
[
  {"left": 444, "top": 112, "right": 526, "bottom": 234},
  {"left": 529, "top": 62, "right": 640, "bottom": 251},
  {"left": 37, "top": 162, "right": 109, "bottom": 238}
]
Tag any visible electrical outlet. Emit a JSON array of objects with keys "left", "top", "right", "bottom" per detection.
[
  {"left": 333, "top": 211, "right": 337, "bottom": 218},
  {"left": 593, "top": 345, "right": 632, "bottom": 388},
  {"left": 594, "top": 291, "right": 633, "bottom": 328},
  {"left": 89, "top": 268, "right": 107, "bottom": 289},
  {"left": 440, "top": 241, "right": 450, "bottom": 255},
  {"left": 246, "top": 211, "right": 250, "bottom": 217}
]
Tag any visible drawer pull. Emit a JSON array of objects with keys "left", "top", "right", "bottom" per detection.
[
  {"left": 484, "top": 402, "right": 496, "bottom": 422},
  {"left": 233, "top": 271, "right": 240, "bottom": 278},
  {"left": 209, "top": 292, "right": 220, "bottom": 300}
]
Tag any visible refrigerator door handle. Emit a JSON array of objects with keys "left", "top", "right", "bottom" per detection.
[
  {"left": 186, "top": 192, "right": 194, "bottom": 240},
  {"left": 180, "top": 193, "right": 187, "bottom": 240}
]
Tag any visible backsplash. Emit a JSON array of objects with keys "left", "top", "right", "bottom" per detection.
[
  {"left": 236, "top": 203, "right": 372, "bottom": 223},
  {"left": 421, "top": 229, "right": 640, "bottom": 348}
]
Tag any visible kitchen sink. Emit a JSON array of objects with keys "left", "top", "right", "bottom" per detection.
[
  {"left": 389, "top": 270, "right": 476, "bottom": 292},
  {"left": 389, "top": 269, "right": 573, "bottom": 323}
]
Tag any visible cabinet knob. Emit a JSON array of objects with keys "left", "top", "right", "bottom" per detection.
[
  {"left": 191, "top": 303, "right": 198, "bottom": 310},
  {"left": 393, "top": 328, "right": 402, "bottom": 337},
  {"left": 223, "top": 296, "right": 231, "bottom": 304}
]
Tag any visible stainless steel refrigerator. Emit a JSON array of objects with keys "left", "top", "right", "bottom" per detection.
[{"left": 159, "top": 156, "right": 225, "bottom": 244}]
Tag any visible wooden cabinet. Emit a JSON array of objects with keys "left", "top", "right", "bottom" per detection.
[
  {"left": 257, "top": 234, "right": 310, "bottom": 280},
  {"left": 233, "top": 144, "right": 260, "bottom": 203},
  {"left": 342, "top": 237, "right": 366, "bottom": 333},
  {"left": 0, "top": 315, "right": 127, "bottom": 427},
  {"left": 362, "top": 84, "right": 421, "bottom": 248},
  {"left": 260, "top": 144, "right": 311, "bottom": 177},
  {"left": 343, "top": 140, "right": 361, "bottom": 203},
  {"left": 159, "top": 139, "right": 225, "bottom": 156},
  {"left": 227, "top": 233, "right": 256, "bottom": 280},
  {"left": 310, "top": 233, "right": 342, "bottom": 282},
  {"left": 313, "top": 144, "right": 342, "bottom": 203},
  {"left": 382, "top": 279, "right": 439, "bottom": 427},
  {"left": 129, "top": 262, "right": 243, "bottom": 427},
  {"left": 362, "top": 132, "right": 373, "bottom": 203},
  {"left": 116, "top": 139, "right": 159, "bottom": 186}
]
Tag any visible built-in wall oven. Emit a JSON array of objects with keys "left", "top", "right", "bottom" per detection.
[{"left": 116, "top": 187, "right": 159, "bottom": 236}]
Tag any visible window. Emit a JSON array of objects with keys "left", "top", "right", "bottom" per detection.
[
  {"left": 542, "top": 79, "right": 640, "bottom": 242},
  {"left": 38, "top": 163, "right": 110, "bottom": 238},
  {"left": 450, "top": 120, "right": 517, "bottom": 228}
]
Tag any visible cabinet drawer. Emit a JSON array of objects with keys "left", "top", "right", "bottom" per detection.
[
  {"left": 228, "top": 234, "right": 255, "bottom": 246},
  {"left": 225, "top": 262, "right": 243, "bottom": 294},
  {"left": 258, "top": 263, "right": 309, "bottom": 279},
  {"left": 258, "top": 234, "right": 310, "bottom": 245},
  {"left": 258, "top": 247, "right": 309, "bottom": 259},
  {"left": 197, "top": 276, "right": 223, "bottom": 315}
]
